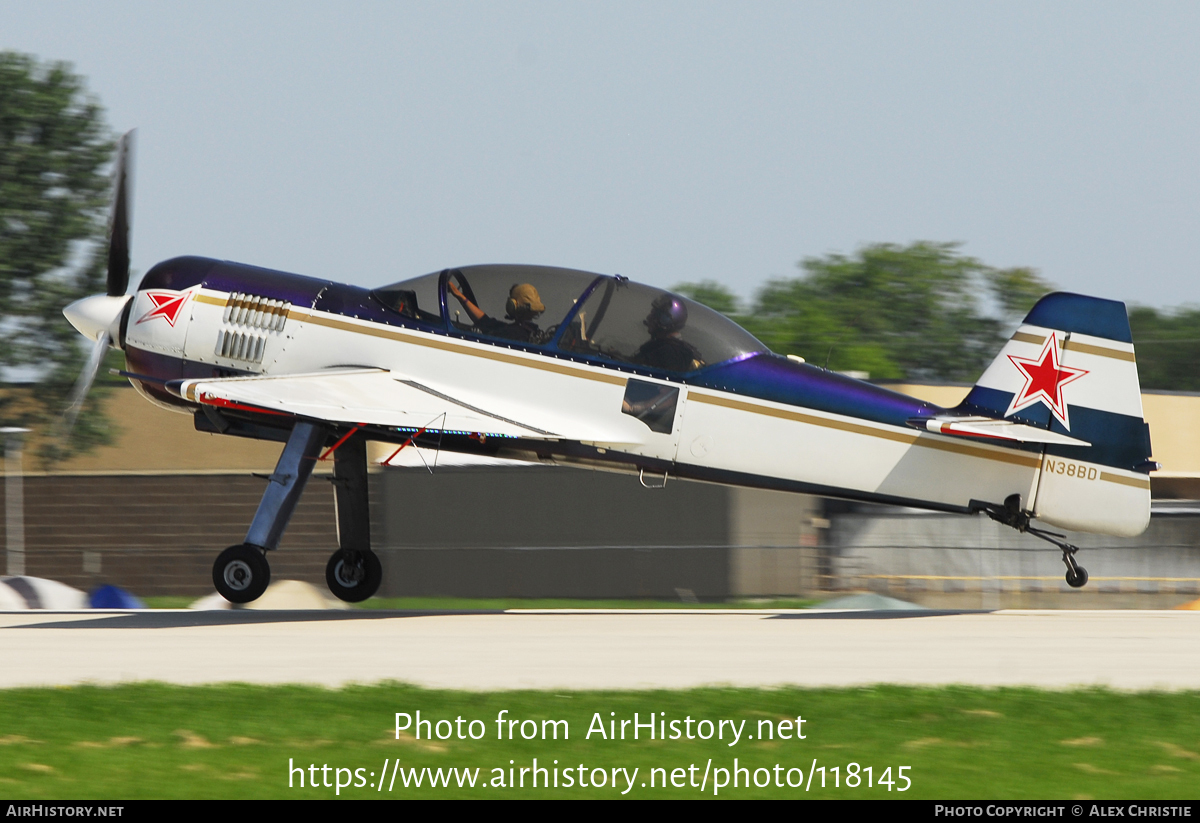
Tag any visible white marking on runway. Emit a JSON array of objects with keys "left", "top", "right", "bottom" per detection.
[{"left": 1, "top": 609, "right": 1197, "bottom": 691}]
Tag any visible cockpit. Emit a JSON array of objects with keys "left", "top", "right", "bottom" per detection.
[{"left": 370, "top": 264, "right": 768, "bottom": 374}]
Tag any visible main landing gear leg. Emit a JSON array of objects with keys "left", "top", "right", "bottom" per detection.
[
  {"left": 325, "top": 433, "right": 382, "bottom": 602},
  {"left": 212, "top": 421, "right": 327, "bottom": 604},
  {"left": 977, "top": 494, "right": 1089, "bottom": 589}
]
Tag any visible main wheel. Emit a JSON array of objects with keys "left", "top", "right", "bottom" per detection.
[
  {"left": 213, "top": 544, "right": 271, "bottom": 604},
  {"left": 326, "top": 549, "right": 382, "bottom": 602},
  {"left": 1065, "top": 565, "right": 1089, "bottom": 588}
]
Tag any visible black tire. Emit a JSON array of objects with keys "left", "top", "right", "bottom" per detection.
[
  {"left": 326, "top": 549, "right": 382, "bottom": 603},
  {"left": 1065, "top": 565, "right": 1089, "bottom": 589},
  {"left": 213, "top": 544, "right": 271, "bottom": 604}
]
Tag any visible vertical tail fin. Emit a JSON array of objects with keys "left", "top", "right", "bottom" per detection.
[{"left": 960, "top": 292, "right": 1152, "bottom": 536}]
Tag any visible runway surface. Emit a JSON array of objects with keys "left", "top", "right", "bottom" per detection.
[{"left": 1, "top": 609, "right": 1197, "bottom": 691}]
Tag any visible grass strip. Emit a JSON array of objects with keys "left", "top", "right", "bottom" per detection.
[{"left": 0, "top": 684, "right": 1196, "bottom": 799}]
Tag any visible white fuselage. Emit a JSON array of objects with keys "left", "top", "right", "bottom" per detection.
[{"left": 123, "top": 283, "right": 1153, "bottom": 538}]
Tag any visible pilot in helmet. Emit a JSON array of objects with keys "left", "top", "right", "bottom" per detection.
[
  {"left": 448, "top": 280, "right": 547, "bottom": 344},
  {"left": 632, "top": 293, "right": 704, "bottom": 372},
  {"left": 505, "top": 283, "right": 545, "bottom": 323}
]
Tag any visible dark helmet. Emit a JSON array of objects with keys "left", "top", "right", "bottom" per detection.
[{"left": 645, "top": 293, "right": 688, "bottom": 335}]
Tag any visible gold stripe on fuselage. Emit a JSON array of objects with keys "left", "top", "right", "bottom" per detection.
[
  {"left": 688, "top": 392, "right": 1147, "bottom": 488},
  {"left": 1099, "top": 471, "right": 1151, "bottom": 490},
  {"left": 289, "top": 308, "right": 629, "bottom": 386},
  {"left": 688, "top": 391, "right": 1041, "bottom": 469},
  {"left": 198, "top": 290, "right": 626, "bottom": 384},
  {"left": 192, "top": 291, "right": 1143, "bottom": 487}
]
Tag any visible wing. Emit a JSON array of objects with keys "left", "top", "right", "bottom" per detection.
[
  {"left": 172, "top": 368, "right": 642, "bottom": 443},
  {"left": 908, "top": 414, "right": 1091, "bottom": 447}
]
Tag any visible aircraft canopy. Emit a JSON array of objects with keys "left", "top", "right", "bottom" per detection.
[{"left": 372, "top": 265, "right": 767, "bottom": 374}]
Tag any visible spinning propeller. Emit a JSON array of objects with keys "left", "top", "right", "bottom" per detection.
[{"left": 61, "top": 130, "right": 136, "bottom": 435}]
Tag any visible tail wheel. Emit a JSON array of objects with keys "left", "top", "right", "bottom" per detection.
[
  {"left": 213, "top": 544, "right": 271, "bottom": 604},
  {"left": 1065, "top": 566, "right": 1089, "bottom": 589},
  {"left": 326, "top": 549, "right": 382, "bottom": 603}
]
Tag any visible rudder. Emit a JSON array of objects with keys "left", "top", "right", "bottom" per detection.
[{"left": 959, "top": 292, "right": 1153, "bottom": 536}]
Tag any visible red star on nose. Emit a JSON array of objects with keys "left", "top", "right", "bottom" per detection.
[
  {"left": 136, "top": 290, "right": 191, "bottom": 327},
  {"left": 1004, "top": 332, "right": 1088, "bottom": 430}
]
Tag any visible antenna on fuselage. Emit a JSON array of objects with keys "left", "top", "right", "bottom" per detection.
[{"left": 821, "top": 310, "right": 868, "bottom": 373}]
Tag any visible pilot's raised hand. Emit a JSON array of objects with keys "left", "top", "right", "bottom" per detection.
[{"left": 447, "top": 281, "right": 486, "bottom": 324}]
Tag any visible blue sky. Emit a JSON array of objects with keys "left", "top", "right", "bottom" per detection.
[{"left": 4, "top": 1, "right": 1199, "bottom": 308}]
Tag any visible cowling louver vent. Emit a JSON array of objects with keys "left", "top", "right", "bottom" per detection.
[
  {"left": 216, "top": 329, "right": 267, "bottom": 363},
  {"left": 215, "top": 292, "right": 291, "bottom": 364},
  {"left": 223, "top": 292, "right": 290, "bottom": 330}
]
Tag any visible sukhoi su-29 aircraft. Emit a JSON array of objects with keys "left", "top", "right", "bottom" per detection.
[{"left": 62, "top": 134, "right": 1158, "bottom": 603}]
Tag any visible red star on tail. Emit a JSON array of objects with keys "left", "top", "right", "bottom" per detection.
[
  {"left": 1004, "top": 332, "right": 1088, "bottom": 430},
  {"left": 135, "top": 290, "right": 191, "bottom": 327}
]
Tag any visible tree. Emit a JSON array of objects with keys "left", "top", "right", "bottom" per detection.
[
  {"left": 0, "top": 51, "right": 116, "bottom": 462},
  {"left": 1128, "top": 306, "right": 1200, "bottom": 392},
  {"left": 677, "top": 242, "right": 1053, "bottom": 383},
  {"left": 670, "top": 280, "right": 742, "bottom": 317}
]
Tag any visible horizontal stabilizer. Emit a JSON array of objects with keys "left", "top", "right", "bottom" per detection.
[{"left": 908, "top": 415, "right": 1091, "bottom": 447}]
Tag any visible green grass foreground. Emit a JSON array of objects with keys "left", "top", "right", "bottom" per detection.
[{"left": 0, "top": 684, "right": 1197, "bottom": 799}]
